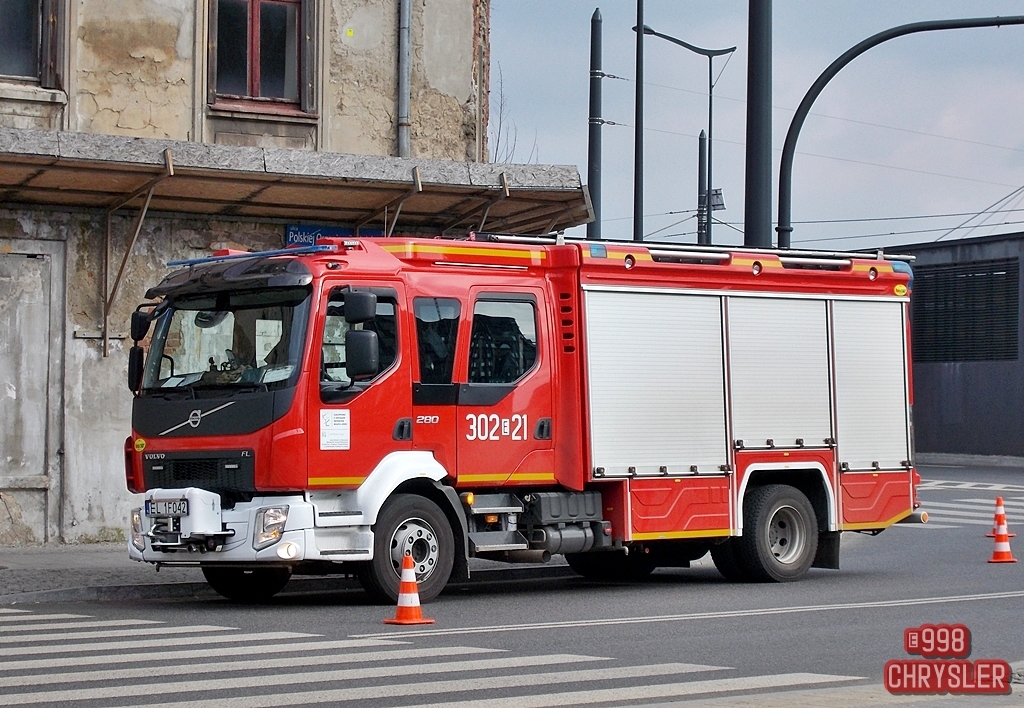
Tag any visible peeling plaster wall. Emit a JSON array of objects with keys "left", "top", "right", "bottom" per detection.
[
  {"left": 74, "top": 0, "right": 194, "bottom": 139},
  {"left": 2, "top": 206, "right": 284, "bottom": 543},
  {"left": 326, "top": 0, "right": 487, "bottom": 160}
]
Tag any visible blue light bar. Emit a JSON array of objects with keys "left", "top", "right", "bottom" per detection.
[{"left": 168, "top": 244, "right": 338, "bottom": 267}]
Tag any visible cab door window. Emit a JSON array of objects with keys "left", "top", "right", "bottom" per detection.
[
  {"left": 414, "top": 297, "right": 461, "bottom": 384},
  {"left": 469, "top": 300, "right": 538, "bottom": 384},
  {"left": 321, "top": 288, "right": 397, "bottom": 398}
]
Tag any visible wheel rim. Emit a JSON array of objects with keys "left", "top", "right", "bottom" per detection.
[
  {"left": 767, "top": 505, "right": 806, "bottom": 565},
  {"left": 388, "top": 516, "right": 440, "bottom": 581}
]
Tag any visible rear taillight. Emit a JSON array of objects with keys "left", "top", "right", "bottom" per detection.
[{"left": 124, "top": 437, "right": 140, "bottom": 493}]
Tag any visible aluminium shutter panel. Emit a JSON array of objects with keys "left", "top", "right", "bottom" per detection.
[
  {"left": 832, "top": 299, "right": 910, "bottom": 470},
  {"left": 728, "top": 297, "right": 832, "bottom": 449},
  {"left": 584, "top": 289, "right": 728, "bottom": 476}
]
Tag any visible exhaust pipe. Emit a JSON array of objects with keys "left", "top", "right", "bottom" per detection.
[
  {"left": 898, "top": 511, "right": 929, "bottom": 524},
  {"left": 500, "top": 550, "right": 551, "bottom": 564}
]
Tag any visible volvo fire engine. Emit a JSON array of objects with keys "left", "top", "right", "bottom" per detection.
[{"left": 124, "top": 235, "right": 921, "bottom": 602}]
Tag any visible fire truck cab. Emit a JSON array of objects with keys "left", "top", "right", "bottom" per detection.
[{"left": 125, "top": 235, "right": 918, "bottom": 602}]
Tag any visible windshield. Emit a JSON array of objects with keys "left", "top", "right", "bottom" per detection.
[{"left": 142, "top": 287, "right": 311, "bottom": 392}]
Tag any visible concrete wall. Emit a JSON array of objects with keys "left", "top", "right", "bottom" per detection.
[
  {"left": 0, "top": 0, "right": 488, "bottom": 159},
  {"left": 0, "top": 206, "right": 286, "bottom": 544}
]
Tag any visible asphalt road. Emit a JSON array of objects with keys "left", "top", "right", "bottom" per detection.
[{"left": 1, "top": 464, "right": 1022, "bottom": 707}]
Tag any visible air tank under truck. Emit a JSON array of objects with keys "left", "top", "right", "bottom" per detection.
[{"left": 125, "top": 236, "right": 922, "bottom": 602}]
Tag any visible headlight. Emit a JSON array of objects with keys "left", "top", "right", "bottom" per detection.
[
  {"left": 130, "top": 508, "right": 146, "bottom": 552},
  {"left": 253, "top": 506, "right": 289, "bottom": 550}
]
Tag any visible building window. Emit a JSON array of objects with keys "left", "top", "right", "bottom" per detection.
[
  {"left": 912, "top": 258, "right": 1019, "bottom": 362},
  {"left": 209, "top": 0, "right": 314, "bottom": 112},
  {"left": 0, "top": 0, "right": 58, "bottom": 86}
]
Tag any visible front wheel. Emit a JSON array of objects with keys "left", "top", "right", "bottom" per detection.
[
  {"left": 735, "top": 484, "right": 818, "bottom": 582},
  {"left": 358, "top": 494, "right": 454, "bottom": 604},
  {"left": 202, "top": 566, "right": 291, "bottom": 602}
]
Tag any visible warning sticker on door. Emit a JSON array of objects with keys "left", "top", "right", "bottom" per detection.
[{"left": 320, "top": 409, "right": 351, "bottom": 450}]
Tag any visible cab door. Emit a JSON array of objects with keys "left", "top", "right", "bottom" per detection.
[
  {"left": 306, "top": 282, "right": 412, "bottom": 488},
  {"left": 455, "top": 290, "right": 554, "bottom": 487}
]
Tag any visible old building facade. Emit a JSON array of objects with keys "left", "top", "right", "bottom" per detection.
[{"left": 0, "top": 0, "right": 590, "bottom": 545}]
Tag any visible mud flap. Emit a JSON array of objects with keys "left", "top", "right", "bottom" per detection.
[{"left": 812, "top": 530, "right": 840, "bottom": 569}]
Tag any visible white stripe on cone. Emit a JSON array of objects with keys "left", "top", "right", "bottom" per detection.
[{"left": 397, "top": 594, "right": 420, "bottom": 607}]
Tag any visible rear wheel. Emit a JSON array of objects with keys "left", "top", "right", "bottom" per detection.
[
  {"left": 359, "top": 494, "right": 454, "bottom": 604},
  {"left": 735, "top": 484, "right": 818, "bottom": 582},
  {"left": 565, "top": 550, "right": 657, "bottom": 581},
  {"left": 201, "top": 566, "right": 291, "bottom": 602}
]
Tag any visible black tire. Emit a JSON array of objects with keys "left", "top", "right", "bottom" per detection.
[
  {"left": 358, "top": 494, "right": 454, "bottom": 604},
  {"left": 709, "top": 539, "right": 747, "bottom": 582},
  {"left": 735, "top": 484, "right": 818, "bottom": 582},
  {"left": 565, "top": 550, "right": 657, "bottom": 581},
  {"left": 201, "top": 566, "right": 291, "bottom": 602}
]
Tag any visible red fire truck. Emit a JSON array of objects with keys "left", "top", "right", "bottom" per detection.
[{"left": 125, "top": 235, "right": 921, "bottom": 602}]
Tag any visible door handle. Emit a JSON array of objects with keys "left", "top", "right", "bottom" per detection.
[
  {"left": 533, "top": 418, "right": 552, "bottom": 440},
  {"left": 393, "top": 418, "right": 412, "bottom": 441}
]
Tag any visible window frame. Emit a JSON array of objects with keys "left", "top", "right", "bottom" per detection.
[
  {"left": 0, "top": 0, "right": 61, "bottom": 89},
  {"left": 207, "top": 0, "right": 315, "bottom": 116},
  {"left": 467, "top": 294, "right": 540, "bottom": 385}
]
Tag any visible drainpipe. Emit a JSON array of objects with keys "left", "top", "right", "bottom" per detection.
[{"left": 398, "top": 0, "right": 412, "bottom": 158}]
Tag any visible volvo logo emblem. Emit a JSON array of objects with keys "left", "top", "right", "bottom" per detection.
[{"left": 159, "top": 401, "right": 237, "bottom": 436}]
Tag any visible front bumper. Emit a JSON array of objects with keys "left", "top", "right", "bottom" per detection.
[{"left": 127, "top": 488, "right": 374, "bottom": 564}]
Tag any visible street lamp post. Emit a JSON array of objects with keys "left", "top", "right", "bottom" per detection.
[{"left": 639, "top": 25, "right": 734, "bottom": 245}]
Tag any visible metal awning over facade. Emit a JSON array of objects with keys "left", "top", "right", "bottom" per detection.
[{"left": 0, "top": 128, "right": 592, "bottom": 235}]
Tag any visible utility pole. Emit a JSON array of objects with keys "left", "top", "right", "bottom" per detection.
[
  {"left": 587, "top": 8, "right": 603, "bottom": 241},
  {"left": 697, "top": 130, "right": 707, "bottom": 244},
  {"left": 633, "top": 0, "right": 644, "bottom": 242},
  {"left": 743, "top": 0, "right": 773, "bottom": 248}
]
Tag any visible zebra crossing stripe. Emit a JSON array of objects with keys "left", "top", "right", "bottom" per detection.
[
  {"left": 0, "top": 659, "right": 721, "bottom": 706},
  {"left": 0, "top": 619, "right": 164, "bottom": 634},
  {"left": 0, "top": 624, "right": 235, "bottom": 645},
  {"left": 396, "top": 673, "right": 865, "bottom": 708},
  {"left": 0, "top": 638, "right": 403, "bottom": 672},
  {"left": 0, "top": 614, "right": 90, "bottom": 623},
  {"left": 92, "top": 663, "right": 731, "bottom": 708},
  {"left": 0, "top": 646, "right": 500, "bottom": 689},
  {"left": 0, "top": 631, "right": 318, "bottom": 658}
]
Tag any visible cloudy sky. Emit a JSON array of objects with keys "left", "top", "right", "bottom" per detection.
[{"left": 489, "top": 1, "right": 1024, "bottom": 251}]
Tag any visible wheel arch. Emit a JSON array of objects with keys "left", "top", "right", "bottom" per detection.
[
  {"left": 392, "top": 478, "right": 470, "bottom": 582},
  {"left": 737, "top": 463, "right": 836, "bottom": 534}
]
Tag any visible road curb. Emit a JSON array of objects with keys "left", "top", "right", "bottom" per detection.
[{"left": 0, "top": 565, "right": 578, "bottom": 605}]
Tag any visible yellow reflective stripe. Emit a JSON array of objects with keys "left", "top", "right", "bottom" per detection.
[
  {"left": 841, "top": 508, "right": 911, "bottom": 531},
  {"left": 308, "top": 476, "right": 365, "bottom": 486},
  {"left": 381, "top": 244, "right": 546, "bottom": 260},
  {"left": 459, "top": 472, "right": 556, "bottom": 483},
  {"left": 852, "top": 263, "right": 894, "bottom": 272},
  {"left": 631, "top": 528, "right": 731, "bottom": 541},
  {"left": 459, "top": 473, "right": 509, "bottom": 483}
]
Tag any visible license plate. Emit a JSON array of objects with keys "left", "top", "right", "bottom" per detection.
[{"left": 145, "top": 499, "right": 189, "bottom": 517}]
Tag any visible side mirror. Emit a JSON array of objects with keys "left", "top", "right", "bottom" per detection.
[
  {"left": 344, "top": 291, "right": 377, "bottom": 324},
  {"left": 345, "top": 330, "right": 379, "bottom": 380},
  {"left": 130, "top": 310, "right": 151, "bottom": 342},
  {"left": 128, "top": 346, "right": 145, "bottom": 392}
]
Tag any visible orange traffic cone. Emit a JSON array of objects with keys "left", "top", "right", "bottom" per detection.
[
  {"left": 986, "top": 497, "right": 1016, "bottom": 539},
  {"left": 988, "top": 505, "right": 1017, "bottom": 564},
  {"left": 383, "top": 552, "right": 435, "bottom": 625}
]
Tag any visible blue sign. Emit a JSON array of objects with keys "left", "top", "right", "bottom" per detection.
[{"left": 285, "top": 225, "right": 383, "bottom": 246}]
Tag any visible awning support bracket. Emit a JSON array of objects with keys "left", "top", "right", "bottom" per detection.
[
  {"left": 355, "top": 166, "right": 422, "bottom": 237},
  {"left": 442, "top": 172, "right": 510, "bottom": 233},
  {"left": 102, "top": 148, "right": 174, "bottom": 357}
]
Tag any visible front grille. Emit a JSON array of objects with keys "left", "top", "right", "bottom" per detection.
[
  {"left": 172, "top": 458, "right": 220, "bottom": 481},
  {"left": 143, "top": 450, "right": 256, "bottom": 494}
]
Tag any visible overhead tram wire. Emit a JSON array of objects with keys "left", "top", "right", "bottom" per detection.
[
  {"left": 935, "top": 184, "right": 1024, "bottom": 241},
  {"left": 607, "top": 71, "right": 1024, "bottom": 155},
  {"left": 794, "top": 218, "right": 1024, "bottom": 245}
]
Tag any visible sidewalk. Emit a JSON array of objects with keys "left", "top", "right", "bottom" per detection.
[{"left": 0, "top": 543, "right": 573, "bottom": 604}]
